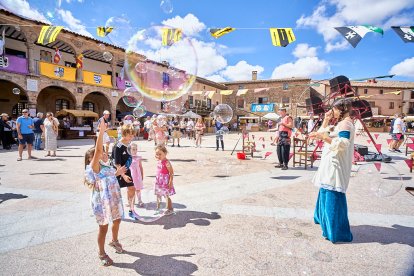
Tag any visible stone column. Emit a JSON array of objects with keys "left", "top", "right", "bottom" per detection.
[
  {"left": 75, "top": 51, "right": 83, "bottom": 82},
  {"left": 111, "top": 56, "right": 117, "bottom": 89},
  {"left": 25, "top": 42, "right": 36, "bottom": 75},
  {"left": 75, "top": 104, "right": 83, "bottom": 125}
]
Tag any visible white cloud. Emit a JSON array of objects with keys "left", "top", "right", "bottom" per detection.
[
  {"left": 297, "top": 0, "right": 414, "bottom": 52},
  {"left": 0, "top": 0, "right": 50, "bottom": 23},
  {"left": 292, "top": 43, "right": 317, "bottom": 58},
  {"left": 325, "top": 41, "right": 349, "bottom": 53},
  {"left": 161, "top": 14, "right": 206, "bottom": 37},
  {"left": 206, "top": 74, "right": 227, "bottom": 83},
  {"left": 389, "top": 57, "right": 414, "bottom": 77},
  {"left": 57, "top": 9, "right": 93, "bottom": 37},
  {"left": 220, "top": 61, "right": 264, "bottom": 81},
  {"left": 271, "top": 44, "right": 329, "bottom": 79}
]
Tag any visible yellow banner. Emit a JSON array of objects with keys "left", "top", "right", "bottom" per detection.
[
  {"left": 83, "top": 71, "right": 112, "bottom": 88},
  {"left": 39, "top": 61, "right": 76, "bottom": 82},
  {"left": 220, "top": 90, "right": 233, "bottom": 95}
]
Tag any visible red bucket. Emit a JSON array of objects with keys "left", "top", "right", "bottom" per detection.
[{"left": 237, "top": 152, "right": 246, "bottom": 160}]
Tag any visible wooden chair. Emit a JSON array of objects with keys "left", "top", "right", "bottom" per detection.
[{"left": 292, "top": 137, "right": 314, "bottom": 169}]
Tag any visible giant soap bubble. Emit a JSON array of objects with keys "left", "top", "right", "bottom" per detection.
[
  {"left": 213, "top": 104, "right": 233, "bottom": 124},
  {"left": 350, "top": 163, "right": 403, "bottom": 197},
  {"left": 125, "top": 26, "right": 197, "bottom": 102},
  {"left": 122, "top": 87, "right": 144, "bottom": 107},
  {"left": 106, "top": 15, "right": 135, "bottom": 48},
  {"left": 133, "top": 106, "right": 146, "bottom": 118}
]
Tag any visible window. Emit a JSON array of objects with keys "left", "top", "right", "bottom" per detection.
[
  {"left": 56, "top": 99, "right": 69, "bottom": 112},
  {"left": 379, "top": 89, "right": 384, "bottom": 94},
  {"left": 258, "top": 97, "right": 268, "bottom": 104},
  {"left": 83, "top": 102, "right": 94, "bottom": 111},
  {"left": 12, "top": 102, "right": 28, "bottom": 116},
  {"left": 40, "top": 50, "right": 52, "bottom": 62},
  {"left": 389, "top": 102, "right": 394, "bottom": 109},
  {"left": 283, "top": 83, "right": 289, "bottom": 90},
  {"left": 364, "top": 89, "right": 368, "bottom": 94},
  {"left": 239, "top": 85, "right": 244, "bottom": 89},
  {"left": 207, "top": 98, "right": 211, "bottom": 109},
  {"left": 188, "top": 96, "right": 194, "bottom": 105},
  {"left": 65, "top": 61, "right": 76, "bottom": 68},
  {"left": 237, "top": 98, "right": 245, "bottom": 108},
  {"left": 195, "top": 99, "right": 201, "bottom": 107},
  {"left": 282, "top": 97, "right": 290, "bottom": 104},
  {"left": 411, "top": 91, "right": 414, "bottom": 99},
  {"left": 5, "top": 48, "right": 26, "bottom": 58}
]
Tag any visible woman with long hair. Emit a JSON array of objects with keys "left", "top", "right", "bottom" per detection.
[
  {"left": 43, "top": 112, "right": 59, "bottom": 157},
  {"left": 309, "top": 98, "right": 354, "bottom": 243}
]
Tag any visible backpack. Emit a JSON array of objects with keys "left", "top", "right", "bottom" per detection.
[{"left": 389, "top": 119, "right": 395, "bottom": 134}]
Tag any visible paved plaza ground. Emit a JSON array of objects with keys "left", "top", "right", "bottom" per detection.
[{"left": 0, "top": 132, "right": 413, "bottom": 275}]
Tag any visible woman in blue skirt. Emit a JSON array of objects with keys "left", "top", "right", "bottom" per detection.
[{"left": 309, "top": 98, "right": 354, "bottom": 243}]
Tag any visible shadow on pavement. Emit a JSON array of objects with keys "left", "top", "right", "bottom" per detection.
[
  {"left": 351, "top": 224, "right": 414, "bottom": 247},
  {"left": 270, "top": 176, "right": 300, "bottom": 180},
  {"left": 113, "top": 251, "right": 197, "bottom": 275},
  {"left": 129, "top": 211, "right": 221, "bottom": 230},
  {"left": 0, "top": 193, "right": 28, "bottom": 204}
]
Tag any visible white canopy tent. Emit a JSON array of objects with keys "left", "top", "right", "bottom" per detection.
[
  {"left": 263, "top": 112, "right": 280, "bottom": 121},
  {"left": 182, "top": 110, "right": 201, "bottom": 119}
]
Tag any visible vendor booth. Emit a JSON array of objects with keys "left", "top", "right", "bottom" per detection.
[
  {"left": 56, "top": 109, "right": 98, "bottom": 139},
  {"left": 239, "top": 116, "right": 260, "bottom": 132}
]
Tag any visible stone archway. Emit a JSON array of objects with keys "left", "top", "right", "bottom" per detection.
[
  {"left": 37, "top": 86, "right": 76, "bottom": 114},
  {"left": 116, "top": 97, "right": 134, "bottom": 121},
  {"left": 82, "top": 91, "right": 112, "bottom": 117},
  {"left": 0, "top": 80, "right": 29, "bottom": 118}
]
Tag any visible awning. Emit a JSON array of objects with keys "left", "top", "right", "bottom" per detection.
[
  {"left": 182, "top": 110, "right": 201, "bottom": 119},
  {"left": 236, "top": 89, "right": 248, "bottom": 96},
  {"left": 220, "top": 90, "right": 233, "bottom": 95},
  {"left": 56, "top": 109, "right": 99, "bottom": 118}
]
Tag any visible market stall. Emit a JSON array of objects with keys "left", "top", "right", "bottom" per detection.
[
  {"left": 239, "top": 116, "right": 260, "bottom": 132},
  {"left": 56, "top": 109, "right": 99, "bottom": 139}
]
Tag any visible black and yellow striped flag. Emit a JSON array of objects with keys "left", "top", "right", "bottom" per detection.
[
  {"left": 210, "top": 27, "right": 235, "bottom": 38},
  {"left": 269, "top": 28, "right": 296, "bottom": 47},
  {"left": 161, "top": 28, "right": 182, "bottom": 46},
  {"left": 97, "top": 26, "right": 114, "bottom": 37},
  {"left": 37, "top": 26, "right": 63, "bottom": 45}
]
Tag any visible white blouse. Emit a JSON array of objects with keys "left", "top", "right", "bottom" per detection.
[{"left": 312, "top": 119, "right": 355, "bottom": 193}]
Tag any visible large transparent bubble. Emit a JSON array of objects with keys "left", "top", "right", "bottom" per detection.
[
  {"left": 133, "top": 106, "right": 146, "bottom": 118},
  {"left": 213, "top": 104, "right": 233, "bottom": 124},
  {"left": 125, "top": 26, "right": 197, "bottom": 102},
  {"left": 350, "top": 163, "right": 403, "bottom": 197},
  {"left": 123, "top": 87, "right": 144, "bottom": 107},
  {"left": 106, "top": 15, "right": 135, "bottom": 48}
]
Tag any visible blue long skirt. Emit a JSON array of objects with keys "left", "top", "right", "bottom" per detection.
[{"left": 314, "top": 188, "right": 353, "bottom": 243}]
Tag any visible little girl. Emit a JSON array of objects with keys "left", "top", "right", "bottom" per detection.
[
  {"left": 84, "top": 119, "right": 126, "bottom": 267},
  {"left": 153, "top": 119, "right": 167, "bottom": 146},
  {"left": 154, "top": 145, "right": 175, "bottom": 216},
  {"left": 129, "top": 142, "right": 144, "bottom": 207}
]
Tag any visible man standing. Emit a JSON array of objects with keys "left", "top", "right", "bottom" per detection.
[
  {"left": 390, "top": 113, "right": 405, "bottom": 153},
  {"left": 0, "top": 113, "right": 12, "bottom": 149},
  {"left": 275, "top": 108, "right": 293, "bottom": 170},
  {"left": 171, "top": 116, "right": 181, "bottom": 147},
  {"left": 16, "top": 109, "right": 35, "bottom": 160},
  {"left": 33, "top": 112, "right": 44, "bottom": 150}
]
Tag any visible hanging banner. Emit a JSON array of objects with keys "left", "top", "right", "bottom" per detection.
[
  {"left": 83, "top": 71, "right": 112, "bottom": 87},
  {"left": 39, "top": 61, "right": 76, "bottom": 82},
  {"left": 251, "top": 103, "right": 274, "bottom": 112},
  {"left": 116, "top": 76, "right": 132, "bottom": 90}
]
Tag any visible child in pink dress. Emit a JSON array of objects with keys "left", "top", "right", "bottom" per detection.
[
  {"left": 154, "top": 145, "right": 175, "bottom": 215},
  {"left": 129, "top": 142, "right": 144, "bottom": 207}
]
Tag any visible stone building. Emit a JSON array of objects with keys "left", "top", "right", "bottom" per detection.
[
  {"left": 221, "top": 72, "right": 311, "bottom": 121},
  {"left": 0, "top": 9, "right": 223, "bottom": 125},
  {"left": 319, "top": 80, "right": 414, "bottom": 116}
]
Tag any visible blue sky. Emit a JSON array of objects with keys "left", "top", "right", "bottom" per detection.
[{"left": 2, "top": 0, "right": 414, "bottom": 82}]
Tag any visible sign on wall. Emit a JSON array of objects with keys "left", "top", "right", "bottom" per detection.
[
  {"left": 26, "top": 79, "right": 38, "bottom": 92},
  {"left": 251, "top": 103, "right": 274, "bottom": 112}
]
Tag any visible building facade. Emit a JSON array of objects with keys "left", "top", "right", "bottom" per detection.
[{"left": 319, "top": 80, "right": 414, "bottom": 116}]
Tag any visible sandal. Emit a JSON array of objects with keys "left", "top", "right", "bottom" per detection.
[
  {"left": 108, "top": 240, "right": 124, "bottom": 253},
  {"left": 17, "top": 157, "right": 22, "bottom": 161},
  {"left": 164, "top": 209, "right": 175, "bottom": 216},
  {"left": 99, "top": 253, "right": 113, "bottom": 267},
  {"left": 137, "top": 202, "right": 145, "bottom": 208}
]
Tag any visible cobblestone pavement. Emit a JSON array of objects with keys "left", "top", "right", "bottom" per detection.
[{"left": 0, "top": 132, "right": 413, "bottom": 275}]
